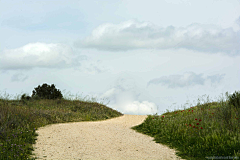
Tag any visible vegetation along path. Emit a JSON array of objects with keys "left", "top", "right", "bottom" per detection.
[{"left": 1, "top": 85, "right": 239, "bottom": 160}]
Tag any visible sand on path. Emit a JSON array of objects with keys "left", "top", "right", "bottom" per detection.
[{"left": 30, "top": 114, "right": 186, "bottom": 160}]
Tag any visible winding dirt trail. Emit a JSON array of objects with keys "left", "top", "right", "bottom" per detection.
[{"left": 30, "top": 114, "right": 186, "bottom": 160}]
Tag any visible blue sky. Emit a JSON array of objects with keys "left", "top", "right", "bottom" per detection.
[{"left": 0, "top": 0, "right": 240, "bottom": 115}]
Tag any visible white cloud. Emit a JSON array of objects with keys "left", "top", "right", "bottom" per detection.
[
  {"left": 146, "top": 71, "right": 226, "bottom": 89},
  {"left": 96, "top": 89, "right": 158, "bottom": 115},
  {"left": 120, "top": 100, "right": 158, "bottom": 115},
  {"left": 83, "top": 74, "right": 159, "bottom": 115},
  {"left": 0, "top": 42, "right": 88, "bottom": 71},
  {"left": 74, "top": 19, "right": 240, "bottom": 56}
]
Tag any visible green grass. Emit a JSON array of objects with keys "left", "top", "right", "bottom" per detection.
[
  {"left": 0, "top": 89, "right": 239, "bottom": 160},
  {"left": 131, "top": 92, "right": 240, "bottom": 160}
]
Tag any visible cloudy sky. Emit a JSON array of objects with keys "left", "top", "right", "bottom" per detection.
[{"left": 0, "top": 0, "right": 240, "bottom": 115}]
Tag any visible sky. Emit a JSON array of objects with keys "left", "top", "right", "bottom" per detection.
[{"left": 0, "top": 0, "right": 240, "bottom": 116}]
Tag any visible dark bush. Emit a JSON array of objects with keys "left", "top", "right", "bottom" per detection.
[
  {"left": 227, "top": 90, "right": 240, "bottom": 110},
  {"left": 31, "top": 94, "right": 41, "bottom": 101},
  {"left": 20, "top": 93, "right": 32, "bottom": 101},
  {"left": 31, "top": 83, "right": 63, "bottom": 100}
]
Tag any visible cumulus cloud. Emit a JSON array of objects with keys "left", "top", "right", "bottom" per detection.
[
  {"left": 0, "top": 42, "right": 88, "bottom": 71},
  {"left": 88, "top": 75, "right": 158, "bottom": 115},
  {"left": 96, "top": 75, "right": 141, "bottom": 105},
  {"left": 97, "top": 88, "right": 158, "bottom": 115},
  {"left": 122, "top": 100, "right": 158, "bottom": 115},
  {"left": 74, "top": 19, "right": 240, "bottom": 56},
  {"left": 147, "top": 71, "right": 226, "bottom": 89}
]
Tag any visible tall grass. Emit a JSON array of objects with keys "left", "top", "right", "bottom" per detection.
[
  {"left": 0, "top": 89, "right": 123, "bottom": 160},
  {"left": 131, "top": 92, "right": 240, "bottom": 160},
  {"left": 0, "top": 89, "right": 239, "bottom": 160}
]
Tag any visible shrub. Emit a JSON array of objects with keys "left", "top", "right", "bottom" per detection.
[
  {"left": 31, "top": 83, "right": 63, "bottom": 100},
  {"left": 227, "top": 90, "right": 240, "bottom": 110},
  {"left": 31, "top": 94, "right": 42, "bottom": 101},
  {"left": 20, "top": 93, "right": 32, "bottom": 101},
  {"left": 20, "top": 93, "right": 34, "bottom": 105}
]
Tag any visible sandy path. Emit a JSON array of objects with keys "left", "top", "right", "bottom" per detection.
[{"left": 30, "top": 114, "right": 186, "bottom": 160}]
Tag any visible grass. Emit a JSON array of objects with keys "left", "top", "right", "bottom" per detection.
[
  {"left": 0, "top": 89, "right": 239, "bottom": 160},
  {"left": 131, "top": 92, "right": 240, "bottom": 160}
]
